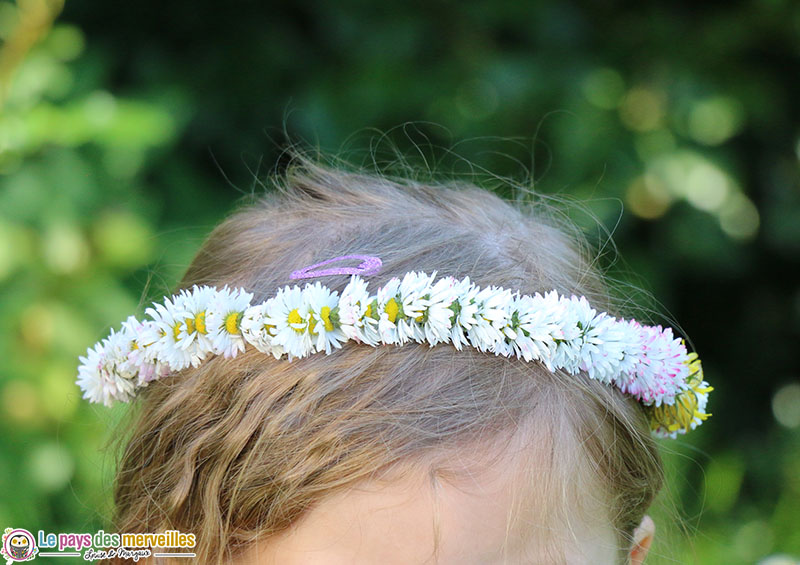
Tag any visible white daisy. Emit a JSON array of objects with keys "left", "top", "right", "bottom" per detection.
[
  {"left": 530, "top": 290, "right": 572, "bottom": 371},
  {"left": 492, "top": 290, "right": 523, "bottom": 358},
  {"left": 174, "top": 285, "right": 217, "bottom": 359},
  {"left": 467, "top": 285, "right": 513, "bottom": 354},
  {"left": 304, "top": 281, "right": 348, "bottom": 354},
  {"left": 556, "top": 295, "right": 631, "bottom": 384},
  {"left": 241, "top": 302, "right": 285, "bottom": 359},
  {"left": 576, "top": 312, "right": 628, "bottom": 385},
  {"left": 262, "top": 285, "right": 314, "bottom": 360},
  {"left": 376, "top": 277, "right": 403, "bottom": 345},
  {"left": 419, "top": 275, "right": 459, "bottom": 347},
  {"left": 338, "top": 275, "right": 381, "bottom": 346},
  {"left": 76, "top": 328, "right": 137, "bottom": 406},
  {"left": 76, "top": 342, "right": 109, "bottom": 405},
  {"left": 205, "top": 285, "right": 254, "bottom": 358},
  {"left": 120, "top": 315, "right": 169, "bottom": 386},
  {"left": 544, "top": 294, "right": 591, "bottom": 375},
  {"left": 506, "top": 292, "right": 562, "bottom": 364},
  {"left": 145, "top": 293, "right": 203, "bottom": 370},
  {"left": 603, "top": 318, "right": 645, "bottom": 390},
  {"left": 394, "top": 271, "right": 437, "bottom": 345},
  {"left": 447, "top": 276, "right": 481, "bottom": 350}
]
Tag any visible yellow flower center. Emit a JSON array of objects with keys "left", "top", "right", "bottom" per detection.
[
  {"left": 308, "top": 306, "right": 335, "bottom": 335},
  {"left": 288, "top": 308, "right": 306, "bottom": 334},
  {"left": 320, "top": 306, "right": 334, "bottom": 331},
  {"left": 385, "top": 298, "right": 399, "bottom": 323},
  {"left": 183, "top": 311, "right": 207, "bottom": 335},
  {"left": 172, "top": 322, "right": 182, "bottom": 341},
  {"left": 225, "top": 312, "right": 241, "bottom": 335},
  {"left": 195, "top": 311, "right": 207, "bottom": 334},
  {"left": 364, "top": 302, "right": 372, "bottom": 319}
]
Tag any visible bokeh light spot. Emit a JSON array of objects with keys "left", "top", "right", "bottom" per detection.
[
  {"left": 685, "top": 160, "right": 731, "bottom": 212},
  {"left": 42, "top": 221, "right": 90, "bottom": 274},
  {"left": 645, "top": 149, "right": 754, "bottom": 237},
  {"left": 0, "top": 114, "right": 28, "bottom": 153},
  {"left": 2, "top": 380, "right": 39, "bottom": 425},
  {"left": 688, "top": 96, "right": 745, "bottom": 146},
  {"left": 84, "top": 90, "right": 117, "bottom": 128},
  {"left": 619, "top": 86, "right": 666, "bottom": 132},
  {"left": 92, "top": 210, "right": 155, "bottom": 269},
  {"left": 719, "top": 192, "right": 760, "bottom": 241},
  {"left": 772, "top": 383, "right": 800, "bottom": 429},
  {"left": 626, "top": 174, "right": 673, "bottom": 219},
  {"left": 581, "top": 67, "right": 625, "bottom": 109},
  {"left": 41, "top": 366, "right": 79, "bottom": 421},
  {"left": 733, "top": 520, "right": 774, "bottom": 562},
  {"left": 758, "top": 555, "right": 800, "bottom": 565},
  {"left": 19, "top": 302, "right": 55, "bottom": 351},
  {"left": 26, "top": 443, "right": 74, "bottom": 493},
  {"left": 45, "top": 24, "right": 85, "bottom": 62}
]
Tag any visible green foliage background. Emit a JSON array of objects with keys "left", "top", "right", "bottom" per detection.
[{"left": 1, "top": 1, "right": 799, "bottom": 563}]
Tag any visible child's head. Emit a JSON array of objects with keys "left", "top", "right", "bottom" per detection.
[{"left": 107, "top": 155, "right": 669, "bottom": 564}]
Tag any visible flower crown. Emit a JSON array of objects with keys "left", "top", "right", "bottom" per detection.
[{"left": 76, "top": 256, "right": 712, "bottom": 439}]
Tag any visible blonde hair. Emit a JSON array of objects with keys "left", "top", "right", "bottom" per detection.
[{"left": 107, "top": 153, "right": 664, "bottom": 564}]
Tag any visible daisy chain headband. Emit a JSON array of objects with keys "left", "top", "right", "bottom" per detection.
[{"left": 75, "top": 255, "right": 712, "bottom": 439}]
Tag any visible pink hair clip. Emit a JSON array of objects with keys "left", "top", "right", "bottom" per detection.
[{"left": 290, "top": 254, "right": 383, "bottom": 280}]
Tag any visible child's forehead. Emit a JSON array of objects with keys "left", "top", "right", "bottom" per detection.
[{"left": 244, "top": 437, "right": 620, "bottom": 564}]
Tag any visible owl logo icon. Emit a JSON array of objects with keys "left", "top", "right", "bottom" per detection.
[{"left": 1, "top": 528, "right": 38, "bottom": 562}]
